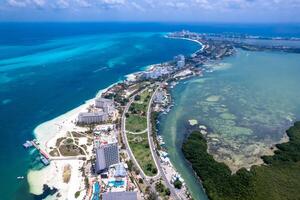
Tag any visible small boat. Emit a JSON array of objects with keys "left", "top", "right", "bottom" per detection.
[
  {"left": 22, "top": 140, "right": 33, "bottom": 148},
  {"left": 40, "top": 155, "right": 50, "bottom": 166},
  {"left": 17, "top": 176, "right": 24, "bottom": 180}
]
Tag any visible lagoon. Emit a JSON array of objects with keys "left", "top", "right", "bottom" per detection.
[{"left": 159, "top": 49, "right": 300, "bottom": 199}]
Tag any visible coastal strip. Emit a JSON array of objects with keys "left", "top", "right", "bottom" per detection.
[{"left": 27, "top": 29, "right": 285, "bottom": 200}]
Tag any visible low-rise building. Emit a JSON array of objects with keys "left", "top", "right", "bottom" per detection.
[{"left": 102, "top": 191, "right": 137, "bottom": 200}]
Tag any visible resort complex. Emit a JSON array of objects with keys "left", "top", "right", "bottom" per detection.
[{"left": 23, "top": 30, "right": 300, "bottom": 200}]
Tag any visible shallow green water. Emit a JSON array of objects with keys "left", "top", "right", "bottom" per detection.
[{"left": 159, "top": 49, "right": 300, "bottom": 199}]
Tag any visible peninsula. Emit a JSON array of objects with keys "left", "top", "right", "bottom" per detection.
[{"left": 25, "top": 30, "right": 300, "bottom": 200}]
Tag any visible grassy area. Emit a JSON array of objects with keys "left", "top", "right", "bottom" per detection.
[
  {"left": 126, "top": 89, "right": 152, "bottom": 133},
  {"left": 126, "top": 115, "right": 147, "bottom": 132},
  {"left": 126, "top": 88, "right": 157, "bottom": 176},
  {"left": 182, "top": 122, "right": 300, "bottom": 200},
  {"left": 155, "top": 181, "right": 171, "bottom": 198},
  {"left": 127, "top": 132, "right": 157, "bottom": 176}
]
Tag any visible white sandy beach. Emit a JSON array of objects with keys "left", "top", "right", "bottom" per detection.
[
  {"left": 27, "top": 36, "right": 205, "bottom": 199},
  {"left": 29, "top": 85, "right": 114, "bottom": 199}
]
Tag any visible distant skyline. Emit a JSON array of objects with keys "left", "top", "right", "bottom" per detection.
[{"left": 0, "top": 0, "right": 300, "bottom": 23}]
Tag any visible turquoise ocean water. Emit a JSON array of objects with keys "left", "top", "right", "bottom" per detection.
[{"left": 1, "top": 23, "right": 300, "bottom": 200}]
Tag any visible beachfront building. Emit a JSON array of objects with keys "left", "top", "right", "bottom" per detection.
[
  {"left": 142, "top": 67, "right": 171, "bottom": 79},
  {"left": 95, "top": 142, "right": 119, "bottom": 173},
  {"left": 77, "top": 112, "right": 109, "bottom": 124},
  {"left": 175, "top": 54, "right": 185, "bottom": 69},
  {"left": 95, "top": 97, "right": 118, "bottom": 121},
  {"left": 102, "top": 191, "right": 137, "bottom": 200},
  {"left": 95, "top": 97, "right": 115, "bottom": 113}
]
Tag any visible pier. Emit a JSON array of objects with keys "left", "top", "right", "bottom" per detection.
[
  {"left": 23, "top": 139, "right": 51, "bottom": 165},
  {"left": 30, "top": 140, "right": 50, "bottom": 160}
]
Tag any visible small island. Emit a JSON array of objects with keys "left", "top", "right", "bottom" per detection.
[{"left": 182, "top": 121, "right": 300, "bottom": 200}]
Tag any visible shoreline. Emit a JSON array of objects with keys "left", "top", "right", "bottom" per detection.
[
  {"left": 165, "top": 35, "right": 204, "bottom": 53},
  {"left": 29, "top": 84, "right": 116, "bottom": 198},
  {"left": 27, "top": 31, "right": 295, "bottom": 199},
  {"left": 28, "top": 33, "right": 204, "bottom": 199}
]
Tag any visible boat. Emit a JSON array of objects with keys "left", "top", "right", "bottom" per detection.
[
  {"left": 40, "top": 155, "right": 50, "bottom": 166},
  {"left": 22, "top": 140, "right": 33, "bottom": 148},
  {"left": 17, "top": 176, "right": 24, "bottom": 180}
]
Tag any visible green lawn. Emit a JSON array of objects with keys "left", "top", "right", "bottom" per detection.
[
  {"left": 140, "top": 90, "right": 151, "bottom": 102},
  {"left": 127, "top": 132, "right": 157, "bottom": 176},
  {"left": 126, "top": 89, "right": 152, "bottom": 133},
  {"left": 126, "top": 115, "right": 147, "bottom": 132},
  {"left": 126, "top": 88, "right": 157, "bottom": 176},
  {"left": 130, "top": 102, "right": 147, "bottom": 115}
]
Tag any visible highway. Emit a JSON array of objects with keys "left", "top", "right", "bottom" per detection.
[
  {"left": 120, "top": 88, "right": 157, "bottom": 195},
  {"left": 147, "top": 86, "right": 180, "bottom": 200},
  {"left": 121, "top": 84, "right": 180, "bottom": 200}
]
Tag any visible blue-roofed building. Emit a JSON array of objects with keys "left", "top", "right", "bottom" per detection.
[{"left": 102, "top": 191, "right": 137, "bottom": 200}]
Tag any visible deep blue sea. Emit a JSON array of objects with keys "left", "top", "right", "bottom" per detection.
[{"left": 1, "top": 23, "right": 300, "bottom": 200}]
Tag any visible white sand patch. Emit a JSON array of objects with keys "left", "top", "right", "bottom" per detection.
[
  {"left": 30, "top": 85, "right": 113, "bottom": 199},
  {"left": 28, "top": 160, "right": 85, "bottom": 199},
  {"left": 34, "top": 99, "right": 93, "bottom": 149},
  {"left": 188, "top": 119, "right": 198, "bottom": 126},
  {"left": 78, "top": 137, "right": 87, "bottom": 146}
]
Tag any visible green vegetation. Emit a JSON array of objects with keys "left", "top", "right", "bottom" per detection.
[
  {"left": 127, "top": 132, "right": 157, "bottom": 176},
  {"left": 182, "top": 122, "right": 300, "bottom": 200},
  {"left": 126, "top": 115, "right": 147, "bottom": 132},
  {"left": 126, "top": 88, "right": 157, "bottom": 176},
  {"left": 126, "top": 89, "right": 151, "bottom": 132},
  {"left": 49, "top": 148, "right": 60, "bottom": 156},
  {"left": 173, "top": 179, "right": 183, "bottom": 189},
  {"left": 155, "top": 181, "right": 171, "bottom": 197},
  {"left": 59, "top": 143, "right": 84, "bottom": 156},
  {"left": 151, "top": 111, "right": 161, "bottom": 150},
  {"left": 74, "top": 191, "right": 80, "bottom": 198}
]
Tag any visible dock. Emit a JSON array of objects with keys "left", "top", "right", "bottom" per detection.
[
  {"left": 23, "top": 139, "right": 51, "bottom": 166},
  {"left": 30, "top": 140, "right": 50, "bottom": 160}
]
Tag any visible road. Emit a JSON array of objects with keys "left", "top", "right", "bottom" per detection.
[
  {"left": 120, "top": 88, "right": 158, "bottom": 195},
  {"left": 121, "top": 88, "right": 151, "bottom": 180},
  {"left": 147, "top": 86, "right": 180, "bottom": 200},
  {"left": 121, "top": 85, "right": 180, "bottom": 199}
]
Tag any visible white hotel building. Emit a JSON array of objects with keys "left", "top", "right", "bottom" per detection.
[{"left": 77, "top": 112, "right": 109, "bottom": 124}]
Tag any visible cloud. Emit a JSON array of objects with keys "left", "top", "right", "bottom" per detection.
[
  {"left": 7, "top": 0, "right": 29, "bottom": 7},
  {"left": 131, "top": 2, "right": 145, "bottom": 12},
  {"left": 164, "top": 1, "right": 188, "bottom": 9},
  {"left": 53, "top": 0, "right": 69, "bottom": 9},
  {"left": 32, "top": 0, "right": 46, "bottom": 8},
  {"left": 75, "top": 0, "right": 91, "bottom": 8},
  {"left": 2, "top": 0, "right": 300, "bottom": 22},
  {"left": 97, "top": 0, "right": 126, "bottom": 9}
]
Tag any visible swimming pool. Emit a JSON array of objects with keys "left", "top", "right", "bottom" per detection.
[
  {"left": 108, "top": 180, "right": 125, "bottom": 188},
  {"left": 91, "top": 182, "right": 100, "bottom": 200}
]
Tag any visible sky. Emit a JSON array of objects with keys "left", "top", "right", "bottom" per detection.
[{"left": 0, "top": 0, "right": 300, "bottom": 23}]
